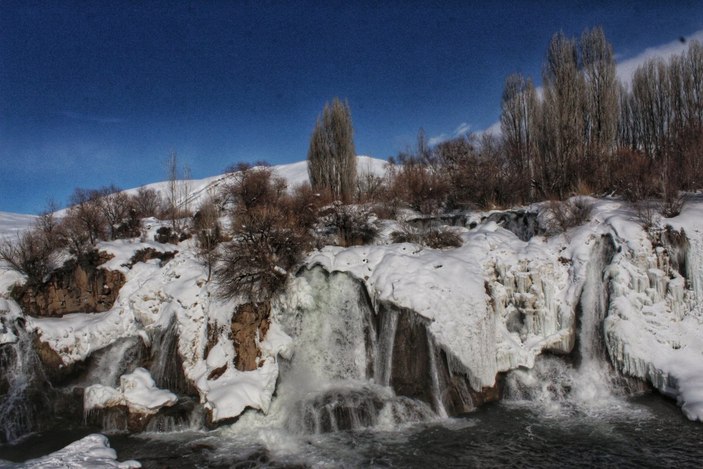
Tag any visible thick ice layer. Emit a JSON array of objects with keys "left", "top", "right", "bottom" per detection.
[
  {"left": 85, "top": 367, "right": 177, "bottom": 414},
  {"left": 6, "top": 433, "right": 140, "bottom": 468},
  {"left": 307, "top": 220, "right": 576, "bottom": 390},
  {"left": 605, "top": 200, "right": 703, "bottom": 421}
]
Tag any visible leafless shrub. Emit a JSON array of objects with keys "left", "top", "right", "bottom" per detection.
[
  {"left": 193, "top": 198, "right": 222, "bottom": 282},
  {"left": 384, "top": 157, "right": 449, "bottom": 215},
  {"left": 390, "top": 222, "right": 462, "bottom": 249},
  {"left": 97, "top": 185, "right": 133, "bottom": 240},
  {"left": 0, "top": 230, "right": 58, "bottom": 287},
  {"left": 316, "top": 202, "right": 378, "bottom": 247},
  {"left": 216, "top": 166, "right": 312, "bottom": 301},
  {"left": 132, "top": 187, "right": 161, "bottom": 219},
  {"left": 545, "top": 197, "right": 593, "bottom": 235},
  {"left": 635, "top": 199, "right": 659, "bottom": 231},
  {"left": 660, "top": 192, "right": 686, "bottom": 218},
  {"left": 225, "top": 164, "right": 287, "bottom": 211},
  {"left": 215, "top": 205, "right": 310, "bottom": 302}
]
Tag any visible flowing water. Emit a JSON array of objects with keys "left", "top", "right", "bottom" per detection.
[{"left": 2, "top": 395, "right": 702, "bottom": 468}]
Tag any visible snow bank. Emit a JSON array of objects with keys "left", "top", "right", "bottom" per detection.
[
  {"left": 605, "top": 197, "right": 703, "bottom": 421},
  {"left": 0, "top": 212, "right": 36, "bottom": 242},
  {"left": 9, "top": 433, "right": 140, "bottom": 468},
  {"left": 85, "top": 367, "right": 177, "bottom": 414}
]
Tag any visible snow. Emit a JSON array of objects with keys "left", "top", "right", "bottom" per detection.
[
  {"left": 0, "top": 211, "right": 36, "bottom": 241},
  {"left": 605, "top": 195, "right": 703, "bottom": 421},
  {"left": 5, "top": 433, "right": 140, "bottom": 468},
  {"left": 1, "top": 159, "right": 702, "bottom": 424},
  {"left": 306, "top": 197, "right": 703, "bottom": 421},
  {"left": 84, "top": 367, "right": 177, "bottom": 414}
]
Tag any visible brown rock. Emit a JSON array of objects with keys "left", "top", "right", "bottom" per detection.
[
  {"left": 14, "top": 251, "right": 126, "bottom": 317},
  {"left": 231, "top": 302, "right": 271, "bottom": 371}
]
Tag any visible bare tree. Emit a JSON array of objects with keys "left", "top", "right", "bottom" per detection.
[
  {"left": 580, "top": 26, "right": 618, "bottom": 187},
  {"left": 193, "top": 196, "right": 221, "bottom": 282},
  {"left": 501, "top": 73, "right": 538, "bottom": 200},
  {"left": 307, "top": 98, "right": 357, "bottom": 202},
  {"left": 166, "top": 151, "right": 179, "bottom": 229},
  {"left": 132, "top": 187, "right": 161, "bottom": 218},
  {"left": 98, "top": 185, "right": 131, "bottom": 240},
  {"left": 540, "top": 32, "right": 586, "bottom": 198},
  {"left": 0, "top": 230, "right": 58, "bottom": 287},
  {"left": 66, "top": 188, "right": 106, "bottom": 247}
]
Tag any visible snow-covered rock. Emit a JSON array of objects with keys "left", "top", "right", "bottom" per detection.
[{"left": 85, "top": 367, "right": 177, "bottom": 415}]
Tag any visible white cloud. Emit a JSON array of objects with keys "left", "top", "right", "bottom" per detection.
[
  {"left": 428, "top": 122, "right": 472, "bottom": 146},
  {"left": 616, "top": 30, "right": 703, "bottom": 85},
  {"left": 475, "top": 29, "right": 703, "bottom": 135},
  {"left": 454, "top": 122, "right": 472, "bottom": 137}
]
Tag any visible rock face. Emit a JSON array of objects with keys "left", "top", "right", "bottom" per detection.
[
  {"left": 231, "top": 302, "right": 270, "bottom": 371},
  {"left": 14, "top": 251, "right": 125, "bottom": 317}
]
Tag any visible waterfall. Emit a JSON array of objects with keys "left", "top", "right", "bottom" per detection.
[
  {"left": 373, "top": 306, "right": 398, "bottom": 387},
  {"left": 273, "top": 268, "right": 443, "bottom": 434},
  {"left": 0, "top": 319, "right": 51, "bottom": 443},
  {"left": 79, "top": 336, "right": 146, "bottom": 388},
  {"left": 505, "top": 235, "right": 622, "bottom": 413},
  {"left": 149, "top": 317, "right": 192, "bottom": 395}
]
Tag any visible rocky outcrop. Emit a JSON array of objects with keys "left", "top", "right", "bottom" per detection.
[
  {"left": 14, "top": 251, "right": 125, "bottom": 317},
  {"left": 231, "top": 302, "right": 270, "bottom": 371}
]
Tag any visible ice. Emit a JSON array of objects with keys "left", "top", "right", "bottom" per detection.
[
  {"left": 7, "top": 433, "right": 140, "bottom": 468},
  {"left": 84, "top": 367, "right": 177, "bottom": 414}
]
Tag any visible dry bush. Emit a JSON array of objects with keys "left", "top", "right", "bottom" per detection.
[
  {"left": 635, "top": 199, "right": 659, "bottom": 231},
  {"left": 660, "top": 192, "right": 686, "bottom": 218},
  {"left": 193, "top": 198, "right": 222, "bottom": 282},
  {"left": 216, "top": 165, "right": 312, "bottom": 301},
  {"left": 355, "top": 169, "right": 385, "bottom": 203},
  {"left": 0, "top": 230, "right": 58, "bottom": 287},
  {"left": 66, "top": 188, "right": 108, "bottom": 246},
  {"left": 225, "top": 164, "right": 287, "bottom": 211},
  {"left": 216, "top": 205, "right": 310, "bottom": 302},
  {"left": 545, "top": 197, "right": 593, "bottom": 235},
  {"left": 610, "top": 149, "right": 659, "bottom": 201},
  {"left": 384, "top": 157, "right": 449, "bottom": 215},
  {"left": 132, "top": 187, "right": 161, "bottom": 219},
  {"left": 390, "top": 222, "right": 462, "bottom": 249},
  {"left": 97, "top": 185, "right": 134, "bottom": 240},
  {"left": 284, "top": 183, "right": 329, "bottom": 231},
  {"left": 316, "top": 202, "right": 378, "bottom": 247}
]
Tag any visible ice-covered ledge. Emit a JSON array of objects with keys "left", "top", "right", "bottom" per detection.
[{"left": 84, "top": 367, "right": 177, "bottom": 415}]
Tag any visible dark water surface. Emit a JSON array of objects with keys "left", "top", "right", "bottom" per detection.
[{"left": 2, "top": 395, "right": 702, "bottom": 468}]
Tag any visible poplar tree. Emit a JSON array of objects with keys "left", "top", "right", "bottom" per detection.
[{"left": 307, "top": 98, "right": 357, "bottom": 202}]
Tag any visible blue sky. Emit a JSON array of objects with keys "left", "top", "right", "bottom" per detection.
[{"left": 2, "top": 1, "right": 702, "bottom": 214}]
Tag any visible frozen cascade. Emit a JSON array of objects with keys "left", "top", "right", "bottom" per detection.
[
  {"left": 0, "top": 319, "right": 51, "bottom": 443},
  {"left": 149, "top": 316, "right": 192, "bottom": 395},
  {"left": 506, "top": 235, "right": 623, "bottom": 413},
  {"left": 79, "top": 336, "right": 146, "bottom": 388},
  {"left": 373, "top": 306, "right": 398, "bottom": 387},
  {"left": 276, "top": 268, "right": 441, "bottom": 434}
]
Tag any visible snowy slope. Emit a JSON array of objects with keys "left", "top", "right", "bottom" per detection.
[
  {"left": 123, "top": 155, "right": 387, "bottom": 212},
  {"left": 0, "top": 212, "right": 36, "bottom": 241}
]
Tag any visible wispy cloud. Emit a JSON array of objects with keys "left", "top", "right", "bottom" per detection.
[
  {"left": 475, "top": 29, "right": 703, "bottom": 136},
  {"left": 428, "top": 122, "right": 472, "bottom": 146},
  {"left": 616, "top": 30, "right": 703, "bottom": 85},
  {"left": 60, "top": 111, "right": 125, "bottom": 124}
]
